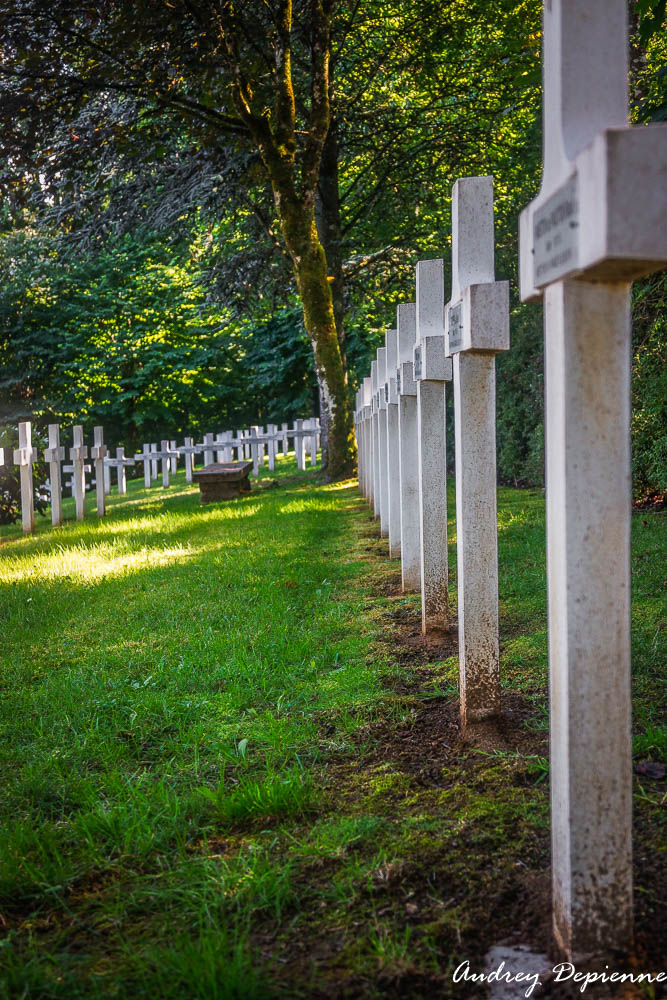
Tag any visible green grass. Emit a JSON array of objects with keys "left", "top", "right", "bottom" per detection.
[{"left": 0, "top": 459, "right": 664, "bottom": 998}]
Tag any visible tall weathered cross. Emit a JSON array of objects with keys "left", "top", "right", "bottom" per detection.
[
  {"left": 13, "top": 421, "right": 36, "bottom": 534},
  {"left": 383, "top": 329, "right": 400, "bottom": 557},
  {"left": 90, "top": 426, "right": 108, "bottom": 517},
  {"left": 44, "top": 423, "right": 66, "bottom": 528},
  {"left": 376, "top": 346, "right": 388, "bottom": 538},
  {"left": 69, "top": 425, "right": 89, "bottom": 521},
  {"left": 413, "top": 259, "right": 452, "bottom": 633},
  {"left": 395, "top": 303, "right": 420, "bottom": 593},
  {"left": 445, "top": 175, "right": 509, "bottom": 726},
  {"left": 518, "top": 0, "right": 667, "bottom": 960},
  {"left": 360, "top": 378, "right": 372, "bottom": 508},
  {"left": 368, "top": 361, "right": 378, "bottom": 518}
]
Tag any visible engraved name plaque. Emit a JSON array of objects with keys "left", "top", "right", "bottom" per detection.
[
  {"left": 413, "top": 345, "right": 422, "bottom": 379},
  {"left": 384, "top": 383, "right": 389, "bottom": 403},
  {"left": 396, "top": 367, "right": 401, "bottom": 394},
  {"left": 448, "top": 302, "right": 463, "bottom": 351},
  {"left": 533, "top": 174, "right": 579, "bottom": 287}
]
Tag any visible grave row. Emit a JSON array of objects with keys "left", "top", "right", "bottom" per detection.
[
  {"left": 355, "top": 0, "right": 666, "bottom": 964},
  {"left": 2, "top": 418, "right": 321, "bottom": 534}
]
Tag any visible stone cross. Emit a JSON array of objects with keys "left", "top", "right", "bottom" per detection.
[
  {"left": 384, "top": 329, "right": 400, "bottom": 557},
  {"left": 150, "top": 443, "right": 159, "bottom": 481},
  {"left": 395, "top": 304, "right": 420, "bottom": 591},
  {"left": 361, "top": 377, "right": 373, "bottom": 507},
  {"left": 306, "top": 419, "right": 318, "bottom": 467},
  {"left": 266, "top": 424, "right": 277, "bottom": 471},
  {"left": 176, "top": 437, "right": 199, "bottom": 483},
  {"left": 90, "top": 426, "right": 108, "bottom": 517},
  {"left": 258, "top": 427, "right": 266, "bottom": 468},
  {"left": 44, "top": 423, "right": 66, "bottom": 527},
  {"left": 105, "top": 448, "right": 135, "bottom": 494},
  {"left": 133, "top": 444, "right": 153, "bottom": 488},
  {"left": 169, "top": 440, "right": 178, "bottom": 475},
  {"left": 518, "top": 0, "right": 667, "bottom": 961},
  {"left": 69, "top": 425, "right": 89, "bottom": 521},
  {"left": 376, "top": 347, "right": 389, "bottom": 538},
  {"left": 12, "top": 421, "right": 36, "bottom": 534},
  {"left": 249, "top": 427, "right": 261, "bottom": 476},
  {"left": 201, "top": 432, "right": 215, "bottom": 467},
  {"left": 413, "top": 259, "right": 452, "bottom": 633},
  {"left": 223, "top": 431, "right": 235, "bottom": 462},
  {"left": 370, "top": 360, "right": 379, "bottom": 520},
  {"left": 152, "top": 440, "right": 177, "bottom": 487},
  {"left": 445, "top": 176, "right": 508, "bottom": 726},
  {"left": 281, "top": 422, "right": 289, "bottom": 457},
  {"left": 294, "top": 419, "right": 305, "bottom": 470}
]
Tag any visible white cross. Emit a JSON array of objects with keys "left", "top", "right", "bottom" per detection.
[
  {"left": 69, "top": 425, "right": 89, "bottom": 521},
  {"left": 444, "top": 175, "right": 509, "bottom": 729},
  {"left": 133, "top": 444, "right": 153, "bottom": 489},
  {"left": 177, "top": 437, "right": 202, "bottom": 483},
  {"left": 413, "top": 259, "right": 452, "bottom": 633},
  {"left": 90, "top": 426, "right": 108, "bottom": 517},
  {"left": 516, "top": 0, "right": 667, "bottom": 961},
  {"left": 105, "top": 447, "right": 135, "bottom": 494},
  {"left": 151, "top": 440, "right": 178, "bottom": 488},
  {"left": 394, "top": 304, "right": 420, "bottom": 593},
  {"left": 44, "top": 423, "right": 66, "bottom": 527},
  {"left": 13, "top": 421, "right": 36, "bottom": 534}
]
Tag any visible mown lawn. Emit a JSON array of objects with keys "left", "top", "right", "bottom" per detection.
[{"left": 0, "top": 457, "right": 665, "bottom": 999}]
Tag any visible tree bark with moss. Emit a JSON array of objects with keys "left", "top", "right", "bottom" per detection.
[{"left": 221, "top": 0, "right": 354, "bottom": 479}]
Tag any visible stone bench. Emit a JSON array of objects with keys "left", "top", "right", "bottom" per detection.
[{"left": 192, "top": 461, "right": 253, "bottom": 503}]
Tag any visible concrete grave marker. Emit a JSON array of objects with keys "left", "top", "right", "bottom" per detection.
[
  {"left": 376, "top": 346, "right": 389, "bottom": 538},
  {"left": 155, "top": 440, "right": 176, "bottom": 487},
  {"left": 294, "top": 419, "right": 305, "bottom": 471},
  {"left": 250, "top": 427, "right": 261, "bottom": 476},
  {"left": 518, "top": 0, "right": 667, "bottom": 961},
  {"left": 169, "top": 440, "right": 178, "bottom": 475},
  {"left": 384, "top": 329, "right": 400, "bottom": 557},
  {"left": 13, "top": 421, "right": 36, "bottom": 534},
  {"left": 105, "top": 448, "right": 135, "bottom": 494},
  {"left": 69, "top": 425, "right": 89, "bottom": 521},
  {"left": 281, "top": 422, "right": 289, "bottom": 457},
  {"left": 445, "top": 175, "right": 509, "bottom": 726},
  {"left": 413, "top": 259, "right": 452, "bottom": 632},
  {"left": 44, "top": 423, "right": 66, "bottom": 527},
  {"left": 361, "top": 377, "right": 373, "bottom": 507},
  {"left": 307, "top": 419, "right": 318, "bottom": 467},
  {"left": 395, "top": 303, "right": 420, "bottom": 592},
  {"left": 90, "top": 426, "right": 108, "bottom": 517},
  {"left": 202, "top": 433, "right": 215, "bottom": 468},
  {"left": 134, "top": 445, "right": 153, "bottom": 489},
  {"left": 177, "top": 437, "right": 201, "bottom": 483},
  {"left": 370, "top": 360, "right": 380, "bottom": 520},
  {"left": 150, "top": 443, "right": 159, "bottom": 481}
]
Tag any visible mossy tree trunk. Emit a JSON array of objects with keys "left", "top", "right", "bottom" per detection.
[{"left": 222, "top": 0, "right": 354, "bottom": 480}]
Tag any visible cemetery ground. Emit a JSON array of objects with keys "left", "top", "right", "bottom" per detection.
[{"left": 0, "top": 459, "right": 665, "bottom": 1000}]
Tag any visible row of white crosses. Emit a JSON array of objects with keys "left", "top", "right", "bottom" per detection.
[
  {"left": 356, "top": 173, "right": 506, "bottom": 721},
  {"left": 357, "top": 0, "right": 667, "bottom": 964},
  {"left": 4, "top": 418, "right": 322, "bottom": 534}
]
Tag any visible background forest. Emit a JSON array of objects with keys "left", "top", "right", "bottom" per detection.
[{"left": 0, "top": 0, "right": 665, "bottom": 494}]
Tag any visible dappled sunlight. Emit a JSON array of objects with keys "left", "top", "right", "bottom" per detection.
[{"left": 0, "top": 540, "right": 201, "bottom": 584}]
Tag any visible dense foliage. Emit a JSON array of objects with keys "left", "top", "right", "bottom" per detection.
[{"left": 0, "top": 0, "right": 664, "bottom": 490}]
